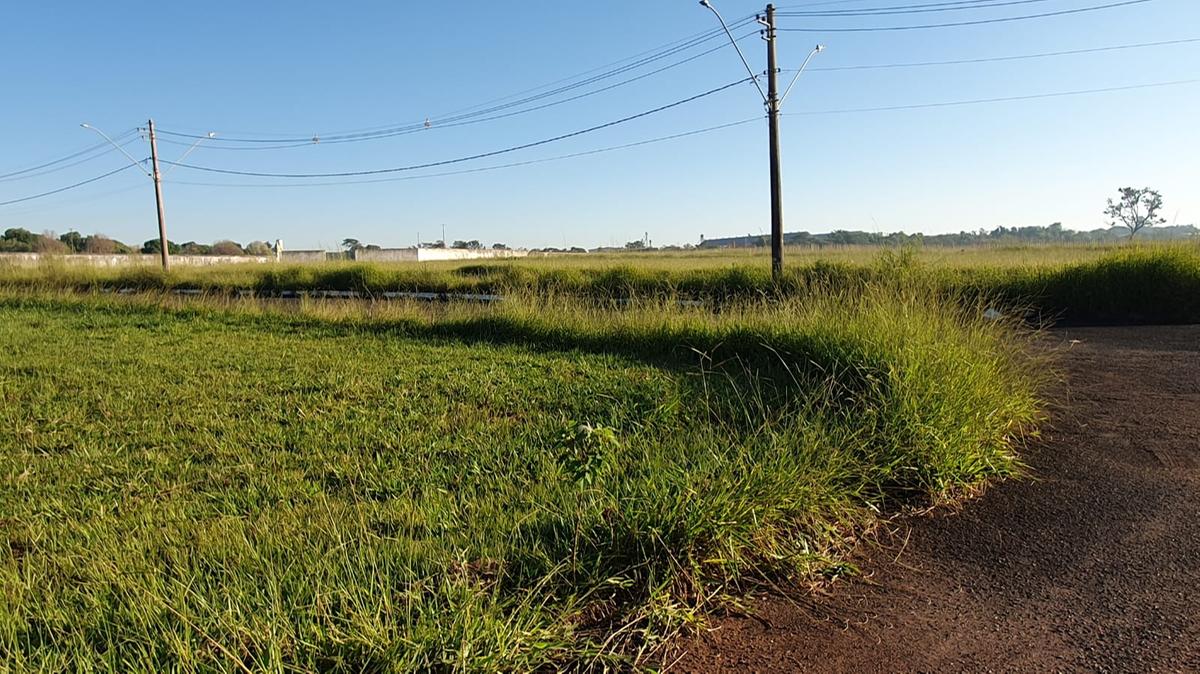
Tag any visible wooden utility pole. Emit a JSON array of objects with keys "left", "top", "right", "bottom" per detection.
[
  {"left": 764, "top": 4, "right": 785, "bottom": 281},
  {"left": 146, "top": 119, "right": 170, "bottom": 271}
]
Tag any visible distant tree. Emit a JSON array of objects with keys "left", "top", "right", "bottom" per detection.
[
  {"left": 59, "top": 230, "right": 86, "bottom": 252},
  {"left": 624, "top": 240, "right": 646, "bottom": 250},
  {"left": 2, "top": 228, "right": 38, "bottom": 251},
  {"left": 1105, "top": 187, "right": 1166, "bottom": 239},
  {"left": 142, "top": 239, "right": 181, "bottom": 255},
  {"left": 491, "top": 242, "right": 509, "bottom": 250},
  {"left": 210, "top": 240, "right": 245, "bottom": 256},
  {"left": 33, "top": 233, "right": 70, "bottom": 254},
  {"left": 84, "top": 235, "right": 119, "bottom": 254},
  {"left": 364, "top": 244, "right": 382, "bottom": 251},
  {"left": 179, "top": 242, "right": 211, "bottom": 255},
  {"left": 451, "top": 240, "right": 468, "bottom": 249},
  {"left": 568, "top": 246, "right": 587, "bottom": 254},
  {"left": 341, "top": 238, "right": 363, "bottom": 251},
  {"left": 244, "top": 240, "right": 272, "bottom": 256}
]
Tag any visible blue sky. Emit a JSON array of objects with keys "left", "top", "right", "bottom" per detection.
[{"left": 1, "top": 0, "right": 1196, "bottom": 250}]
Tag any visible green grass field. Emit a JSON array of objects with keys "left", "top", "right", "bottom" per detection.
[
  {"left": 3, "top": 241, "right": 1198, "bottom": 324},
  {"left": 0, "top": 284, "right": 1043, "bottom": 671}
]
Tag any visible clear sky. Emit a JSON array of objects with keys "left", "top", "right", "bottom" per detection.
[{"left": 1, "top": 0, "right": 1197, "bottom": 250}]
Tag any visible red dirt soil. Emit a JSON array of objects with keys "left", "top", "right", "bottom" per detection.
[{"left": 671, "top": 325, "right": 1200, "bottom": 673}]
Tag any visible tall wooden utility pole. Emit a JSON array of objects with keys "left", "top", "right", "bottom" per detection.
[
  {"left": 764, "top": 4, "right": 785, "bottom": 281},
  {"left": 146, "top": 119, "right": 170, "bottom": 271},
  {"left": 702, "top": 1, "right": 823, "bottom": 281}
]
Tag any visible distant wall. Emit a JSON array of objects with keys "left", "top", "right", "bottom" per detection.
[
  {"left": 0, "top": 248, "right": 532, "bottom": 268},
  {"left": 0, "top": 253, "right": 271, "bottom": 268},
  {"left": 414, "top": 248, "right": 529, "bottom": 262},
  {"left": 279, "top": 250, "right": 329, "bottom": 263},
  {"left": 353, "top": 248, "right": 419, "bottom": 263},
  {"left": 352, "top": 248, "right": 529, "bottom": 262}
]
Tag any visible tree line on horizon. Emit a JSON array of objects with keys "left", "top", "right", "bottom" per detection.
[
  {"left": 0, "top": 228, "right": 275, "bottom": 256},
  {"left": 699, "top": 222, "right": 1197, "bottom": 250}
]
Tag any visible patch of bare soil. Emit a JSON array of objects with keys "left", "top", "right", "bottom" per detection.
[{"left": 671, "top": 326, "right": 1200, "bottom": 673}]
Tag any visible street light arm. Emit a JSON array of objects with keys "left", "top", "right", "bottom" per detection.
[
  {"left": 80, "top": 123, "right": 152, "bottom": 178},
  {"left": 163, "top": 132, "right": 216, "bottom": 176},
  {"left": 779, "top": 45, "right": 825, "bottom": 108},
  {"left": 700, "top": 0, "right": 768, "bottom": 103}
]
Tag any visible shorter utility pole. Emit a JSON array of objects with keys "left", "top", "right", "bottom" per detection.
[{"left": 147, "top": 119, "right": 170, "bottom": 271}]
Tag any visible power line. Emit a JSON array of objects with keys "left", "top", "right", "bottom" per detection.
[
  {"left": 166, "top": 15, "right": 752, "bottom": 141},
  {"left": 158, "top": 78, "right": 752, "bottom": 179},
  {"left": 155, "top": 137, "right": 317, "bottom": 152},
  {"left": 778, "top": 0, "right": 1061, "bottom": 17},
  {"left": 379, "top": 19, "right": 757, "bottom": 132},
  {"left": 794, "top": 37, "right": 1200, "bottom": 71},
  {"left": 158, "top": 79, "right": 1199, "bottom": 185},
  {"left": 165, "top": 118, "right": 763, "bottom": 189},
  {"left": 0, "top": 130, "right": 136, "bottom": 180},
  {"left": 0, "top": 182, "right": 146, "bottom": 218},
  {"left": 14, "top": 81, "right": 1188, "bottom": 205},
  {"left": 155, "top": 18, "right": 758, "bottom": 146},
  {"left": 774, "top": 0, "right": 940, "bottom": 6},
  {"left": 422, "top": 20, "right": 752, "bottom": 126},
  {"left": 777, "top": 0, "right": 1155, "bottom": 31},
  {"left": 0, "top": 164, "right": 142, "bottom": 207},
  {"left": 164, "top": 23, "right": 751, "bottom": 145},
  {"left": 153, "top": 30, "right": 761, "bottom": 152},
  {"left": 783, "top": 78, "right": 1197, "bottom": 115},
  {"left": 0, "top": 137, "right": 142, "bottom": 183}
]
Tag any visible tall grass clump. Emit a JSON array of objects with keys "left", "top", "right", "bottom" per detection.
[
  {"left": 0, "top": 279, "right": 1044, "bottom": 670},
  {"left": 952, "top": 243, "right": 1200, "bottom": 324}
]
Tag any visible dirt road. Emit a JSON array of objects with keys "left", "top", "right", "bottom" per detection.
[{"left": 674, "top": 325, "right": 1200, "bottom": 673}]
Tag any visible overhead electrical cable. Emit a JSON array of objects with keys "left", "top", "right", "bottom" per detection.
[
  {"left": 165, "top": 118, "right": 763, "bottom": 189},
  {"left": 155, "top": 19, "right": 758, "bottom": 146},
  {"left": 0, "top": 129, "right": 136, "bottom": 180},
  {"left": 783, "top": 79, "right": 1197, "bottom": 115},
  {"left": 0, "top": 164, "right": 142, "bottom": 207},
  {"left": 777, "top": 0, "right": 1061, "bottom": 17},
  {"left": 154, "top": 137, "right": 328, "bottom": 152},
  {"left": 157, "top": 79, "right": 1195, "bottom": 187},
  {"left": 153, "top": 31, "right": 760, "bottom": 151},
  {"left": 0, "top": 182, "right": 147, "bottom": 217},
  {"left": 158, "top": 78, "right": 752, "bottom": 179},
  {"left": 797, "top": 37, "right": 1200, "bottom": 71},
  {"left": 774, "top": 0, "right": 968, "bottom": 7},
  {"left": 156, "top": 15, "right": 756, "bottom": 142},
  {"left": 0, "top": 137, "right": 142, "bottom": 183},
  {"left": 777, "top": 0, "right": 1155, "bottom": 31},
  {"left": 356, "top": 15, "right": 758, "bottom": 133}
]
